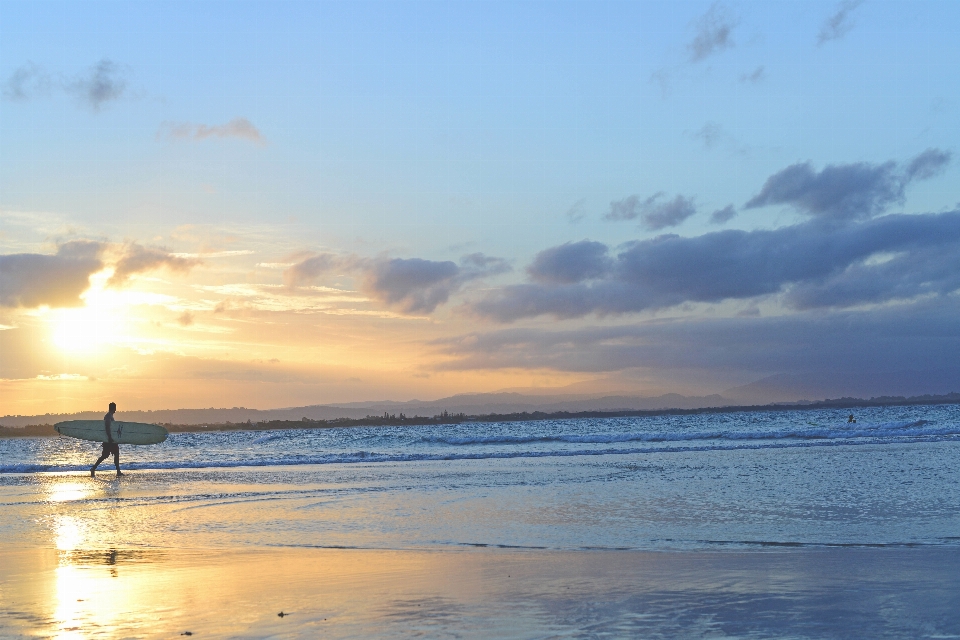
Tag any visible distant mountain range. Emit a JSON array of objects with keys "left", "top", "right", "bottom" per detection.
[
  {"left": 0, "top": 392, "right": 729, "bottom": 427},
  {"left": 723, "top": 369, "right": 960, "bottom": 405}
]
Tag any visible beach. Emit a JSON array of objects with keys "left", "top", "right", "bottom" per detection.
[{"left": 3, "top": 407, "right": 960, "bottom": 637}]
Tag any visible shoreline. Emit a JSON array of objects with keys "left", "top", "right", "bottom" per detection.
[{"left": 3, "top": 394, "right": 960, "bottom": 438}]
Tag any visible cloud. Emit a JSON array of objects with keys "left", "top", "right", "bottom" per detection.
[
  {"left": 527, "top": 241, "right": 612, "bottom": 285},
  {"left": 66, "top": 59, "right": 128, "bottom": 111},
  {"left": 745, "top": 161, "right": 899, "bottom": 220},
  {"left": 818, "top": 0, "right": 864, "bottom": 45},
  {"left": 108, "top": 243, "right": 203, "bottom": 286},
  {"left": 36, "top": 373, "right": 88, "bottom": 381},
  {"left": 470, "top": 210, "right": 960, "bottom": 322},
  {"left": 0, "top": 241, "right": 104, "bottom": 308},
  {"left": 2, "top": 59, "right": 128, "bottom": 110},
  {"left": 744, "top": 149, "right": 951, "bottom": 221},
  {"left": 160, "top": 118, "right": 266, "bottom": 145},
  {"left": 605, "top": 193, "right": 697, "bottom": 230},
  {"left": 459, "top": 253, "right": 511, "bottom": 277},
  {"left": 904, "top": 148, "right": 951, "bottom": 181},
  {"left": 693, "top": 122, "right": 723, "bottom": 149},
  {"left": 740, "top": 66, "right": 766, "bottom": 84},
  {"left": 710, "top": 205, "right": 737, "bottom": 224},
  {"left": 1, "top": 62, "right": 51, "bottom": 101},
  {"left": 285, "top": 252, "right": 509, "bottom": 314},
  {"left": 363, "top": 258, "right": 462, "bottom": 313},
  {"left": 370, "top": 254, "right": 510, "bottom": 313},
  {"left": 642, "top": 195, "right": 696, "bottom": 230},
  {"left": 605, "top": 195, "right": 644, "bottom": 222},
  {"left": 565, "top": 199, "right": 587, "bottom": 223},
  {"left": 688, "top": 3, "right": 737, "bottom": 62},
  {"left": 649, "top": 69, "right": 671, "bottom": 98},
  {"left": 282, "top": 253, "right": 351, "bottom": 286}
]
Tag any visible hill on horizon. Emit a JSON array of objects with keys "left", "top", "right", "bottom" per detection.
[{"left": 1, "top": 391, "right": 733, "bottom": 427}]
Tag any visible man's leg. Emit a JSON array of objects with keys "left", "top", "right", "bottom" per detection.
[
  {"left": 112, "top": 445, "right": 122, "bottom": 476},
  {"left": 91, "top": 449, "right": 109, "bottom": 476}
]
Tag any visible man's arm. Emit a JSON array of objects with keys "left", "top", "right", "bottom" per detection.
[{"left": 105, "top": 416, "right": 114, "bottom": 442}]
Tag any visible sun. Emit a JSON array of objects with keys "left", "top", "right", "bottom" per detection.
[
  {"left": 46, "top": 269, "right": 183, "bottom": 354},
  {"left": 48, "top": 270, "right": 124, "bottom": 353},
  {"left": 51, "top": 309, "right": 119, "bottom": 352}
]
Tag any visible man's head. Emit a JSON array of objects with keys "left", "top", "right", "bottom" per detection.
[{"left": 109, "top": 402, "right": 116, "bottom": 413}]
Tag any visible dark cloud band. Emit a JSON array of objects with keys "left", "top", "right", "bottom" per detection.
[
  {"left": 432, "top": 299, "right": 960, "bottom": 398},
  {"left": 472, "top": 210, "right": 960, "bottom": 322}
]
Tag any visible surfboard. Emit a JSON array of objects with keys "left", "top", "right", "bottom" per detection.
[{"left": 54, "top": 420, "right": 169, "bottom": 445}]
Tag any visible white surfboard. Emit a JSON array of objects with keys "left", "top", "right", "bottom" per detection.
[{"left": 54, "top": 420, "right": 169, "bottom": 445}]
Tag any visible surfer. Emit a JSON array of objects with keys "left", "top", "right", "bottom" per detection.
[
  {"left": 91, "top": 402, "right": 122, "bottom": 477},
  {"left": 847, "top": 414, "right": 856, "bottom": 424}
]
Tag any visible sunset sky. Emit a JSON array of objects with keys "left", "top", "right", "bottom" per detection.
[{"left": 2, "top": 1, "right": 960, "bottom": 414}]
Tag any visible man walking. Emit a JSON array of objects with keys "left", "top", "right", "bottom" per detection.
[{"left": 91, "top": 402, "right": 122, "bottom": 477}]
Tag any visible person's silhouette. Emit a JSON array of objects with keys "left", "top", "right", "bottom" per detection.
[{"left": 91, "top": 402, "right": 122, "bottom": 477}]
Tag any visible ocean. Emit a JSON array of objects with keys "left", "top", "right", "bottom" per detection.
[{"left": 2, "top": 403, "right": 959, "bottom": 551}]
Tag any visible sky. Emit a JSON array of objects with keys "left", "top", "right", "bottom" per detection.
[{"left": 2, "top": 0, "right": 960, "bottom": 414}]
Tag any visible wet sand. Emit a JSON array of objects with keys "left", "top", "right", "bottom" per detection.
[{"left": 3, "top": 545, "right": 960, "bottom": 638}]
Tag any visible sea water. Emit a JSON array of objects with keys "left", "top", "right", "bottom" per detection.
[{"left": 2, "top": 403, "right": 959, "bottom": 551}]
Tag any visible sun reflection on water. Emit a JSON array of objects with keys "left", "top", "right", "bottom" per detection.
[
  {"left": 48, "top": 482, "right": 91, "bottom": 504},
  {"left": 54, "top": 565, "right": 90, "bottom": 640},
  {"left": 48, "top": 547, "right": 178, "bottom": 640},
  {"left": 54, "top": 516, "right": 87, "bottom": 552},
  {"left": 53, "top": 518, "right": 90, "bottom": 639}
]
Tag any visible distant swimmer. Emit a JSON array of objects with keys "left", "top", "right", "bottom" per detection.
[
  {"left": 847, "top": 414, "right": 856, "bottom": 424},
  {"left": 91, "top": 402, "right": 122, "bottom": 478}
]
